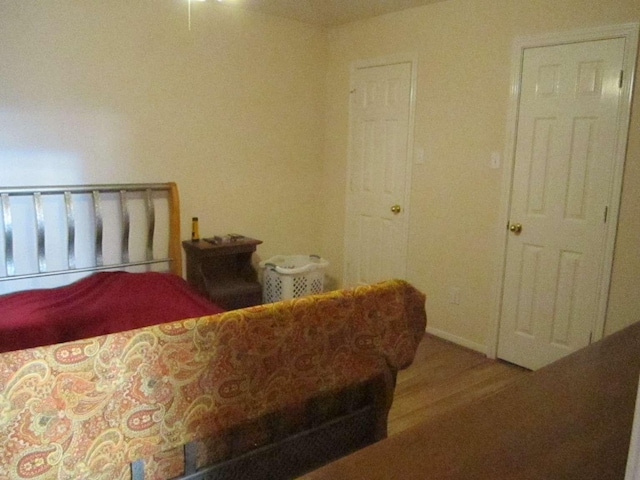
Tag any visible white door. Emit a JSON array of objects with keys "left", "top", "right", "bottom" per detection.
[
  {"left": 497, "top": 38, "right": 626, "bottom": 370},
  {"left": 344, "top": 60, "right": 414, "bottom": 286}
]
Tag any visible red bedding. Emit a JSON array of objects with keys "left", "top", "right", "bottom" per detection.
[{"left": 0, "top": 272, "right": 224, "bottom": 353}]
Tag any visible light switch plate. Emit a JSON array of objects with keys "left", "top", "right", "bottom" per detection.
[{"left": 490, "top": 152, "right": 501, "bottom": 169}]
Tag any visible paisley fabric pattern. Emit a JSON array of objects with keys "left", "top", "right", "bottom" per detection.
[{"left": 0, "top": 279, "right": 426, "bottom": 480}]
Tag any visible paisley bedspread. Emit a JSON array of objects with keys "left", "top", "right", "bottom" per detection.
[{"left": 0, "top": 279, "right": 426, "bottom": 480}]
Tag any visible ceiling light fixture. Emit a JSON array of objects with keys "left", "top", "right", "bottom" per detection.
[{"left": 187, "top": 0, "right": 206, "bottom": 31}]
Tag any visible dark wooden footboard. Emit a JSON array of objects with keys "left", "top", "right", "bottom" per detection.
[{"left": 131, "top": 375, "right": 391, "bottom": 480}]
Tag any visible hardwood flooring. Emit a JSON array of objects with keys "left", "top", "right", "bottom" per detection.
[
  {"left": 309, "top": 323, "right": 640, "bottom": 480},
  {"left": 387, "top": 333, "right": 529, "bottom": 437}
]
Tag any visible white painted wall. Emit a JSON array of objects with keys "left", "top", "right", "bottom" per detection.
[
  {"left": 626, "top": 375, "right": 640, "bottom": 479},
  {"left": 321, "top": 0, "right": 640, "bottom": 350},
  {"left": 0, "top": 1, "right": 328, "bottom": 271},
  {"left": 1, "top": 0, "right": 639, "bottom": 351}
]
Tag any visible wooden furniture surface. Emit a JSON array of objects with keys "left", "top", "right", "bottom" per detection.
[
  {"left": 182, "top": 237, "right": 262, "bottom": 310},
  {"left": 303, "top": 321, "right": 640, "bottom": 480}
]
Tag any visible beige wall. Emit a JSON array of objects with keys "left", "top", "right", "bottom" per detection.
[
  {"left": 0, "top": 1, "right": 328, "bottom": 266},
  {"left": 1, "top": 0, "right": 638, "bottom": 351},
  {"left": 320, "top": 0, "right": 640, "bottom": 349}
]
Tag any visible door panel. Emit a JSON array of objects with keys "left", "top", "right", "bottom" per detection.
[
  {"left": 345, "top": 62, "right": 413, "bottom": 286},
  {"left": 498, "top": 38, "right": 625, "bottom": 370}
]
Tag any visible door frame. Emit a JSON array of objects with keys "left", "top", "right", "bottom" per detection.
[
  {"left": 487, "top": 23, "right": 639, "bottom": 359},
  {"left": 342, "top": 53, "right": 418, "bottom": 286}
]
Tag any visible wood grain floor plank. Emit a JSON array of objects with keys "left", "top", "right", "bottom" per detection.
[{"left": 387, "top": 334, "right": 529, "bottom": 436}]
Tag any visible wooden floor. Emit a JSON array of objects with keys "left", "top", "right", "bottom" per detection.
[
  {"left": 387, "top": 334, "right": 529, "bottom": 436},
  {"left": 308, "top": 323, "right": 640, "bottom": 480}
]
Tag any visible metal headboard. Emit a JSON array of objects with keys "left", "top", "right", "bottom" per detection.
[{"left": 0, "top": 182, "right": 181, "bottom": 283}]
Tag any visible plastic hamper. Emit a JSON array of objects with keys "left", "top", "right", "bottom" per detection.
[{"left": 260, "top": 255, "right": 329, "bottom": 303}]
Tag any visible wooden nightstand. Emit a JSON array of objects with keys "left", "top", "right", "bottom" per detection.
[{"left": 182, "top": 237, "right": 263, "bottom": 310}]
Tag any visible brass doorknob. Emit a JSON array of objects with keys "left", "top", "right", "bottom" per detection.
[
  {"left": 509, "top": 223, "right": 522, "bottom": 234},
  {"left": 391, "top": 204, "right": 402, "bottom": 214}
]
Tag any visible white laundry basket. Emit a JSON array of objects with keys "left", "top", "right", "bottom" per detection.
[{"left": 260, "top": 254, "right": 329, "bottom": 303}]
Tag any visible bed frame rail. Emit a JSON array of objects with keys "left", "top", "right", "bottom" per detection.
[
  {"left": 0, "top": 182, "right": 181, "bottom": 283},
  {"left": 129, "top": 400, "right": 379, "bottom": 480}
]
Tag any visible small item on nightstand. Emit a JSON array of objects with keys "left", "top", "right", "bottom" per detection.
[
  {"left": 191, "top": 217, "right": 199, "bottom": 241},
  {"left": 204, "top": 234, "right": 245, "bottom": 245},
  {"left": 205, "top": 236, "right": 226, "bottom": 244}
]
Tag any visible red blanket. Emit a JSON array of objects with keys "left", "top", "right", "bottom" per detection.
[{"left": 0, "top": 272, "right": 224, "bottom": 353}]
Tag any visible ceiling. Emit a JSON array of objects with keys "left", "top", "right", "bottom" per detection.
[{"left": 220, "top": 0, "right": 447, "bottom": 26}]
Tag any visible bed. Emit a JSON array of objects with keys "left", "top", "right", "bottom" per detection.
[
  {"left": 0, "top": 182, "right": 427, "bottom": 480},
  {"left": 0, "top": 183, "right": 224, "bottom": 351}
]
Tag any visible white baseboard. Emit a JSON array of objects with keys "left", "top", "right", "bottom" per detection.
[{"left": 425, "top": 326, "right": 487, "bottom": 354}]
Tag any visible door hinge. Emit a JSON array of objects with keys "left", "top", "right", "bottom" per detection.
[
  {"left": 604, "top": 206, "right": 608, "bottom": 223},
  {"left": 589, "top": 331, "right": 593, "bottom": 344},
  {"left": 619, "top": 70, "right": 624, "bottom": 88}
]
